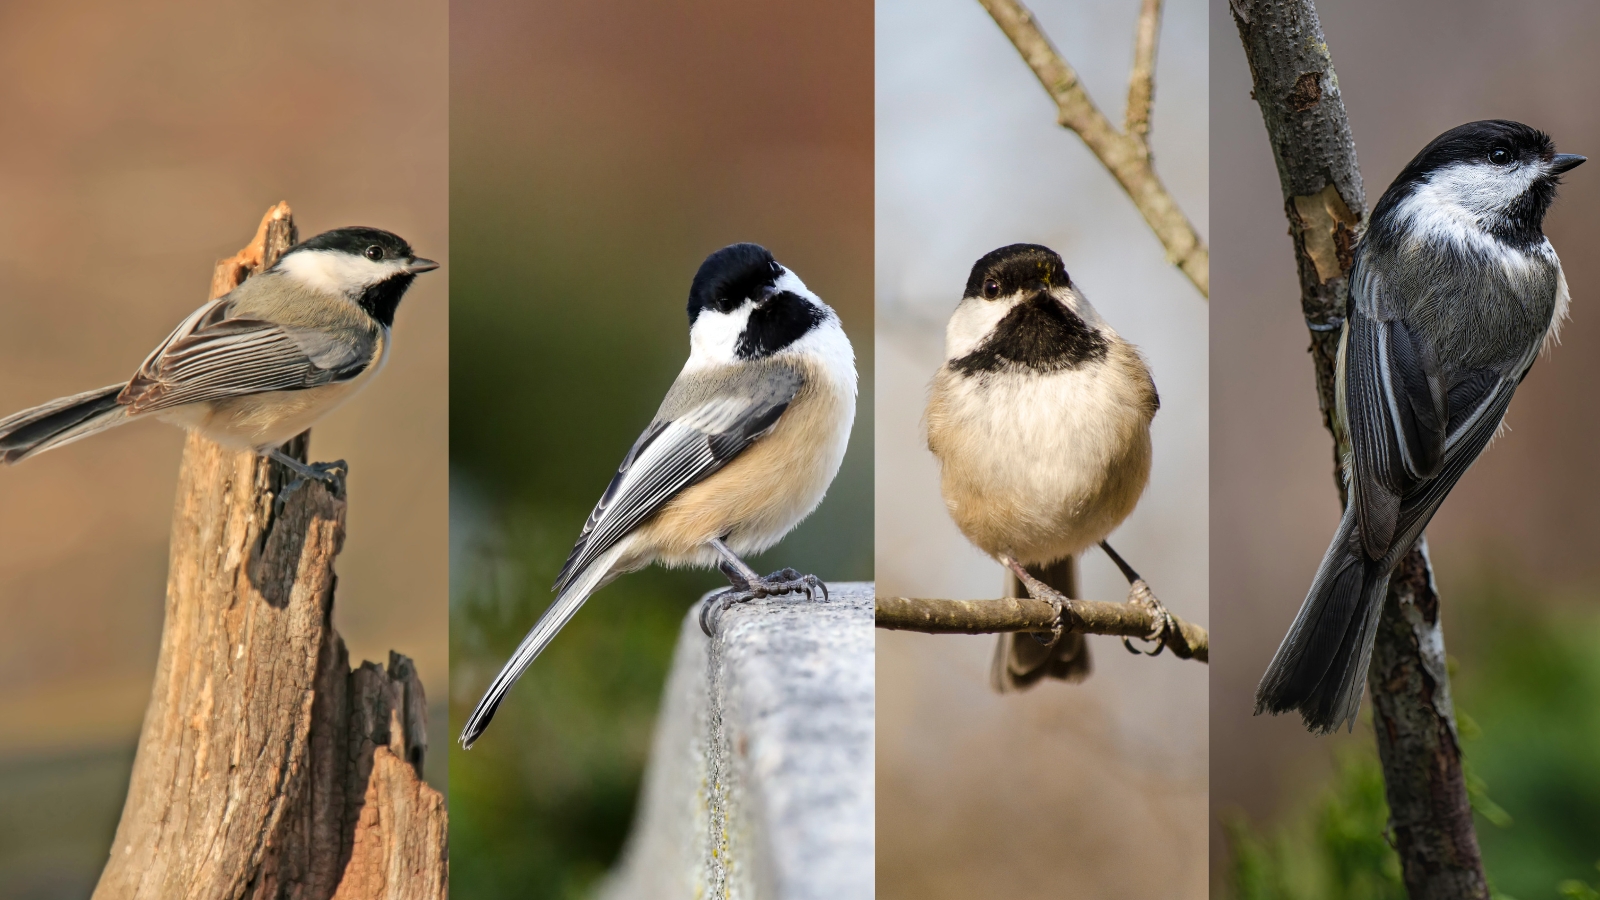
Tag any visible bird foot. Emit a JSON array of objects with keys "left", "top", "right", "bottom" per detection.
[
  {"left": 266, "top": 450, "right": 348, "bottom": 515},
  {"left": 699, "top": 569, "right": 829, "bottom": 636},
  {"left": 1122, "top": 579, "right": 1175, "bottom": 657},
  {"left": 1000, "top": 555, "right": 1068, "bottom": 643}
]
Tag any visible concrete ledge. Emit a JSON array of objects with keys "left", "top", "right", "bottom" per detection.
[{"left": 597, "top": 582, "right": 874, "bottom": 900}]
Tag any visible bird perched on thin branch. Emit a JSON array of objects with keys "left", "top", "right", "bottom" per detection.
[
  {"left": 460, "top": 242, "right": 857, "bottom": 748},
  {"left": 1256, "top": 120, "right": 1584, "bottom": 734},
  {"left": 925, "top": 243, "right": 1167, "bottom": 690},
  {"left": 0, "top": 227, "right": 437, "bottom": 483}
]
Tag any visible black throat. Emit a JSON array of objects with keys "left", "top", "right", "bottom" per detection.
[
  {"left": 357, "top": 273, "right": 417, "bottom": 328},
  {"left": 951, "top": 293, "right": 1108, "bottom": 375},
  {"left": 735, "top": 290, "right": 826, "bottom": 359}
]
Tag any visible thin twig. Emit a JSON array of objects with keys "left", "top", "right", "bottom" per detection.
[
  {"left": 977, "top": 0, "right": 1208, "bottom": 298},
  {"left": 876, "top": 595, "right": 1208, "bottom": 662},
  {"left": 1125, "top": 0, "right": 1161, "bottom": 143}
]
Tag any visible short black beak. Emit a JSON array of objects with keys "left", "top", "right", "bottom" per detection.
[
  {"left": 405, "top": 257, "right": 440, "bottom": 274},
  {"left": 1552, "top": 154, "right": 1587, "bottom": 175}
]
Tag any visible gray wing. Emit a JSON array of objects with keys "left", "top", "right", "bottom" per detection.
[
  {"left": 120, "top": 297, "right": 373, "bottom": 413},
  {"left": 552, "top": 364, "right": 805, "bottom": 592},
  {"left": 1344, "top": 264, "right": 1524, "bottom": 560}
]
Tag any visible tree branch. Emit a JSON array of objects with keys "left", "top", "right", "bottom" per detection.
[
  {"left": 875, "top": 595, "right": 1207, "bottom": 662},
  {"left": 977, "top": 0, "right": 1208, "bottom": 298},
  {"left": 1125, "top": 0, "right": 1161, "bottom": 143},
  {"left": 1231, "top": 2, "right": 1487, "bottom": 896}
]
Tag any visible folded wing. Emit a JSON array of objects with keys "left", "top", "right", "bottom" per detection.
[
  {"left": 553, "top": 364, "right": 805, "bottom": 591},
  {"left": 118, "top": 297, "right": 374, "bottom": 413}
]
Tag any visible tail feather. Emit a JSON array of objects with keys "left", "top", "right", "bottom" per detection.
[
  {"left": 1256, "top": 505, "right": 1391, "bottom": 733},
  {"left": 992, "top": 557, "right": 1091, "bottom": 692},
  {"left": 0, "top": 385, "right": 129, "bottom": 464},
  {"left": 459, "top": 540, "right": 631, "bottom": 749}
]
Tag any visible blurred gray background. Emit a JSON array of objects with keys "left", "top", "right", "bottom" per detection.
[
  {"left": 876, "top": 0, "right": 1209, "bottom": 896},
  {"left": 1213, "top": 0, "right": 1600, "bottom": 893},
  {"left": 0, "top": 2, "right": 447, "bottom": 896}
]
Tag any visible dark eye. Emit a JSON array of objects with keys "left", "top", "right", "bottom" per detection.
[
  {"left": 364, "top": 245, "right": 384, "bottom": 261},
  {"left": 982, "top": 279, "right": 1001, "bottom": 299},
  {"left": 1489, "top": 146, "right": 1512, "bottom": 166}
]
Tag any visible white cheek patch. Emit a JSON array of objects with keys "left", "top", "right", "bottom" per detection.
[
  {"left": 278, "top": 249, "right": 407, "bottom": 297},
  {"left": 946, "top": 296, "right": 1017, "bottom": 360},
  {"left": 1057, "top": 286, "right": 1108, "bottom": 331},
  {"left": 686, "top": 302, "right": 754, "bottom": 371},
  {"left": 1398, "top": 161, "right": 1543, "bottom": 243},
  {"left": 772, "top": 268, "right": 809, "bottom": 297}
]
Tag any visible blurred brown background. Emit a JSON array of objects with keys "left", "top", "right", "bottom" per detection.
[
  {"left": 876, "top": 0, "right": 1209, "bottom": 897},
  {"left": 1212, "top": 0, "right": 1600, "bottom": 889},
  {"left": 0, "top": 1, "right": 447, "bottom": 896}
]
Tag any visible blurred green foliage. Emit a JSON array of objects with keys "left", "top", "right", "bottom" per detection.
[
  {"left": 1221, "top": 571, "right": 1600, "bottom": 900},
  {"left": 1222, "top": 748, "right": 1405, "bottom": 900}
]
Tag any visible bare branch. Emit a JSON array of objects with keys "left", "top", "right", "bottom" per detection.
[
  {"left": 977, "top": 0, "right": 1208, "bottom": 298},
  {"left": 875, "top": 595, "right": 1208, "bottom": 662},
  {"left": 1126, "top": 0, "right": 1162, "bottom": 144}
]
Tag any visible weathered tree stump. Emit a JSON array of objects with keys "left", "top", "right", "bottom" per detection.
[{"left": 93, "top": 204, "right": 447, "bottom": 900}]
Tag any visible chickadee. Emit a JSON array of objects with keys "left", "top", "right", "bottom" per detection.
[
  {"left": 1256, "top": 120, "right": 1584, "bottom": 734},
  {"left": 925, "top": 244, "right": 1161, "bottom": 690},
  {"left": 0, "top": 227, "right": 438, "bottom": 481},
  {"left": 460, "top": 242, "right": 856, "bottom": 748}
]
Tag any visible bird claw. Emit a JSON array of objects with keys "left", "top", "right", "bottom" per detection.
[
  {"left": 751, "top": 569, "right": 829, "bottom": 602},
  {"left": 269, "top": 457, "right": 348, "bottom": 516},
  {"left": 698, "top": 570, "right": 829, "bottom": 636},
  {"left": 1121, "top": 579, "right": 1175, "bottom": 657},
  {"left": 999, "top": 556, "right": 1070, "bottom": 644}
]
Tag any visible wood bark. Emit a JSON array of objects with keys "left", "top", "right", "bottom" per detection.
[
  {"left": 1230, "top": 3, "right": 1487, "bottom": 897},
  {"left": 93, "top": 204, "right": 447, "bottom": 900},
  {"left": 874, "top": 593, "right": 1207, "bottom": 662}
]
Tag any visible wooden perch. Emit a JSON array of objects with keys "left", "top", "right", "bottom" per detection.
[
  {"left": 875, "top": 594, "right": 1207, "bottom": 662},
  {"left": 93, "top": 205, "right": 447, "bottom": 900},
  {"left": 1231, "top": 3, "right": 1486, "bottom": 897},
  {"left": 978, "top": 0, "right": 1209, "bottom": 298}
]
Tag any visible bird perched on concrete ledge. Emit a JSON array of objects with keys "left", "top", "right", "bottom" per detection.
[{"left": 460, "top": 242, "right": 857, "bottom": 748}]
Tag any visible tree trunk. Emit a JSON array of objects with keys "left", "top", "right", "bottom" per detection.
[
  {"left": 93, "top": 204, "right": 447, "bottom": 900},
  {"left": 1230, "top": 3, "right": 1488, "bottom": 896}
]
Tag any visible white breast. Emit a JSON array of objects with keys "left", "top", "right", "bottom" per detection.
[{"left": 926, "top": 350, "right": 1154, "bottom": 564}]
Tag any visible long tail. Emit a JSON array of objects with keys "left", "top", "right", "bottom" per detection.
[
  {"left": 459, "top": 541, "right": 631, "bottom": 749},
  {"left": 0, "top": 385, "right": 129, "bottom": 464},
  {"left": 1255, "top": 504, "right": 1391, "bottom": 734},
  {"left": 992, "top": 557, "right": 1091, "bottom": 691}
]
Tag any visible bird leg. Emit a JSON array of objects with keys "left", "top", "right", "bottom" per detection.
[
  {"left": 999, "top": 555, "right": 1068, "bottom": 646},
  {"left": 1098, "top": 540, "right": 1175, "bottom": 656},
  {"left": 265, "top": 447, "right": 347, "bottom": 486},
  {"left": 264, "top": 447, "right": 348, "bottom": 515},
  {"left": 699, "top": 537, "right": 829, "bottom": 636}
]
